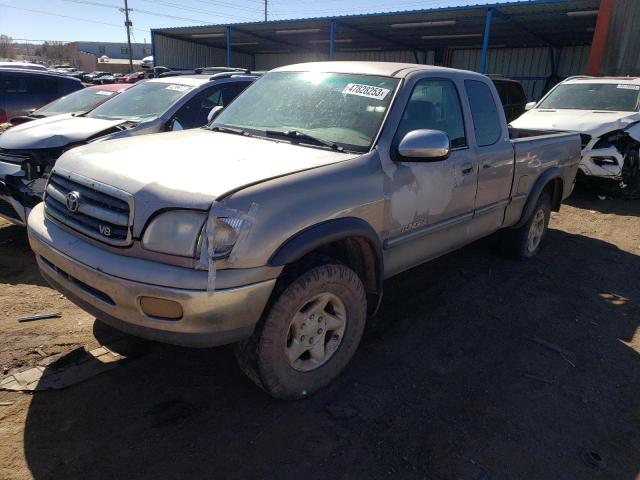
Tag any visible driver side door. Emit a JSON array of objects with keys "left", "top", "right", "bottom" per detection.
[{"left": 383, "top": 77, "right": 479, "bottom": 275}]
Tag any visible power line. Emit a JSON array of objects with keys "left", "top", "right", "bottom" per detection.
[
  {"left": 0, "top": 4, "right": 147, "bottom": 32},
  {"left": 140, "top": 0, "right": 259, "bottom": 20}
]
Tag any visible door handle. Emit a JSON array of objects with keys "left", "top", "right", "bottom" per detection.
[
  {"left": 461, "top": 164, "right": 474, "bottom": 175},
  {"left": 482, "top": 163, "right": 492, "bottom": 169}
]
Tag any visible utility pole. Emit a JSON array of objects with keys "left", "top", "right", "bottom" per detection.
[
  {"left": 123, "top": 0, "right": 134, "bottom": 72},
  {"left": 264, "top": 0, "right": 267, "bottom": 22}
]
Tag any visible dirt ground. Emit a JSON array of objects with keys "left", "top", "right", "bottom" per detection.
[{"left": 0, "top": 187, "right": 639, "bottom": 480}]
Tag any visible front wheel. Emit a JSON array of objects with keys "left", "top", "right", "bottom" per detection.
[
  {"left": 502, "top": 191, "right": 551, "bottom": 259},
  {"left": 235, "top": 263, "right": 367, "bottom": 400}
]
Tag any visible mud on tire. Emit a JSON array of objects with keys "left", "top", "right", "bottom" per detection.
[
  {"left": 502, "top": 191, "right": 552, "bottom": 260},
  {"left": 235, "top": 263, "right": 367, "bottom": 400}
]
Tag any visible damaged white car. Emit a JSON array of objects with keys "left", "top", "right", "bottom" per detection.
[{"left": 511, "top": 76, "right": 640, "bottom": 188}]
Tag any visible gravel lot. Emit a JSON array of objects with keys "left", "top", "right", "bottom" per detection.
[{"left": 0, "top": 188, "right": 639, "bottom": 480}]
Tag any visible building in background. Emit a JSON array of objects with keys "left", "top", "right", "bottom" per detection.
[{"left": 67, "top": 41, "right": 151, "bottom": 73}]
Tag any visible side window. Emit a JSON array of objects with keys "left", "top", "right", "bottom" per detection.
[
  {"left": 507, "top": 83, "right": 526, "bottom": 104},
  {"left": 3, "top": 73, "right": 28, "bottom": 94},
  {"left": 395, "top": 78, "right": 467, "bottom": 149},
  {"left": 465, "top": 80, "right": 502, "bottom": 147}
]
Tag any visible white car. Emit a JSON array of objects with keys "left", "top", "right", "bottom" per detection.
[{"left": 511, "top": 76, "right": 640, "bottom": 187}]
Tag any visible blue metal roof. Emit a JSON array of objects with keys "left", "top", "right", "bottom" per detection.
[{"left": 151, "top": 0, "right": 599, "bottom": 54}]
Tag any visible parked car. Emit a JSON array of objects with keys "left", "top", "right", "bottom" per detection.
[
  {"left": 0, "top": 68, "right": 84, "bottom": 123},
  {"left": 94, "top": 73, "right": 123, "bottom": 85},
  {"left": 26, "top": 62, "right": 581, "bottom": 399},
  {"left": 116, "top": 72, "right": 146, "bottom": 84},
  {"left": 0, "top": 72, "right": 259, "bottom": 225},
  {"left": 489, "top": 75, "right": 528, "bottom": 122},
  {"left": 512, "top": 76, "right": 640, "bottom": 187},
  {"left": 141, "top": 56, "right": 154, "bottom": 69},
  {"left": 6, "top": 83, "right": 134, "bottom": 128},
  {"left": 82, "top": 71, "right": 110, "bottom": 83},
  {"left": 0, "top": 62, "right": 48, "bottom": 72}
]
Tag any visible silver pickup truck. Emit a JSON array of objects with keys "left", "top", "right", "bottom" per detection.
[{"left": 27, "top": 62, "right": 581, "bottom": 399}]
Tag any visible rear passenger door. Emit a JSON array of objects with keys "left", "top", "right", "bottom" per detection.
[{"left": 465, "top": 79, "right": 514, "bottom": 234}]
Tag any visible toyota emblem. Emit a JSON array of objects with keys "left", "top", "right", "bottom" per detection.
[{"left": 65, "top": 191, "right": 80, "bottom": 213}]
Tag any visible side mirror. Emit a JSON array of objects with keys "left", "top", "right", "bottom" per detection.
[
  {"left": 169, "top": 118, "right": 184, "bottom": 131},
  {"left": 524, "top": 101, "right": 536, "bottom": 111},
  {"left": 397, "top": 129, "right": 450, "bottom": 161},
  {"left": 207, "top": 105, "right": 224, "bottom": 123}
]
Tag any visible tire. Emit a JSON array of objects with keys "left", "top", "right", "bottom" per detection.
[
  {"left": 502, "top": 191, "right": 552, "bottom": 259},
  {"left": 235, "top": 263, "right": 367, "bottom": 400}
]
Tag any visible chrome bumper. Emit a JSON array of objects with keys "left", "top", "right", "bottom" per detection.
[{"left": 28, "top": 204, "right": 276, "bottom": 347}]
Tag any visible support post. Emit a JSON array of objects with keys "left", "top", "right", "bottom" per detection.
[
  {"left": 226, "top": 26, "right": 232, "bottom": 67},
  {"left": 586, "top": 0, "right": 614, "bottom": 76},
  {"left": 480, "top": 7, "right": 493, "bottom": 74},
  {"left": 329, "top": 20, "right": 336, "bottom": 61},
  {"left": 150, "top": 31, "right": 156, "bottom": 68}
]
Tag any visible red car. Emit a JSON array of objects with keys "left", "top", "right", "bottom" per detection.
[{"left": 115, "top": 71, "right": 146, "bottom": 84}]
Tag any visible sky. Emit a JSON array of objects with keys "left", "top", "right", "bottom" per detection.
[{"left": 0, "top": 0, "right": 516, "bottom": 44}]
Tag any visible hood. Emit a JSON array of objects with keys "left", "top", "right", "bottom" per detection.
[
  {"left": 54, "top": 129, "right": 359, "bottom": 230},
  {"left": 511, "top": 109, "right": 640, "bottom": 137},
  {"left": 0, "top": 115, "right": 129, "bottom": 150}
]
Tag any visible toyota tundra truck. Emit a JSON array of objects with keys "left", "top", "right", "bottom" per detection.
[{"left": 27, "top": 62, "right": 581, "bottom": 399}]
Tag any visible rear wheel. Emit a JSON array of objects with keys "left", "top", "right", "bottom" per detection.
[
  {"left": 502, "top": 191, "right": 551, "bottom": 259},
  {"left": 235, "top": 263, "right": 367, "bottom": 400}
]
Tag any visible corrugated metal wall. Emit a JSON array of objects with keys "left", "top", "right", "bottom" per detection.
[
  {"left": 153, "top": 34, "right": 252, "bottom": 70},
  {"left": 254, "top": 50, "right": 434, "bottom": 71},
  {"left": 450, "top": 46, "right": 590, "bottom": 100},
  {"left": 602, "top": 0, "right": 640, "bottom": 75}
]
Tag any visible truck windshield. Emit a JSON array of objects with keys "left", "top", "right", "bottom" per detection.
[
  {"left": 87, "top": 82, "right": 194, "bottom": 122},
  {"left": 538, "top": 83, "right": 640, "bottom": 112},
  {"left": 33, "top": 88, "right": 118, "bottom": 117},
  {"left": 213, "top": 71, "right": 400, "bottom": 152}
]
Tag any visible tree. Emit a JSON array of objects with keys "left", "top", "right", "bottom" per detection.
[{"left": 0, "top": 35, "right": 15, "bottom": 59}]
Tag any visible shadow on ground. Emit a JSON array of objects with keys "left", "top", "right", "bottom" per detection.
[
  {"left": 0, "top": 222, "right": 48, "bottom": 287},
  {"left": 22, "top": 228, "right": 640, "bottom": 480}
]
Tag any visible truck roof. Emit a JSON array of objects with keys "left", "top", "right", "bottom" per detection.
[{"left": 272, "top": 61, "right": 485, "bottom": 79}]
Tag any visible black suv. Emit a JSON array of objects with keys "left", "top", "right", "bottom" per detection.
[
  {"left": 0, "top": 69, "right": 84, "bottom": 123},
  {"left": 490, "top": 76, "right": 528, "bottom": 122}
]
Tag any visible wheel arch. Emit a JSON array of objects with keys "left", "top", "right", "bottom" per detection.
[
  {"left": 268, "top": 217, "right": 384, "bottom": 316},
  {"left": 513, "top": 168, "right": 563, "bottom": 229}
]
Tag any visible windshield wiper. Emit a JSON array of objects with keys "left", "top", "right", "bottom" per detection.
[
  {"left": 210, "top": 124, "right": 248, "bottom": 136},
  {"left": 265, "top": 130, "right": 344, "bottom": 152}
]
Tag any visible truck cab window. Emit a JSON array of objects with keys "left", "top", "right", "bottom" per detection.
[
  {"left": 396, "top": 78, "right": 467, "bottom": 149},
  {"left": 465, "top": 80, "right": 502, "bottom": 147}
]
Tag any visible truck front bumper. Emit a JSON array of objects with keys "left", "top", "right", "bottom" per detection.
[{"left": 27, "top": 204, "right": 276, "bottom": 347}]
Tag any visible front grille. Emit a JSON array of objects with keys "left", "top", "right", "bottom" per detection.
[
  {"left": 43, "top": 172, "right": 133, "bottom": 246},
  {"left": 580, "top": 134, "right": 592, "bottom": 149}
]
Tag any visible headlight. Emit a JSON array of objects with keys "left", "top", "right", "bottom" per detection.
[{"left": 142, "top": 210, "right": 207, "bottom": 257}]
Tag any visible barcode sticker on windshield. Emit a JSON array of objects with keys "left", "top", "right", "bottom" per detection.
[
  {"left": 342, "top": 83, "right": 390, "bottom": 100},
  {"left": 166, "top": 84, "right": 190, "bottom": 92},
  {"left": 617, "top": 84, "right": 640, "bottom": 90},
  {"left": 95, "top": 91, "right": 114, "bottom": 96}
]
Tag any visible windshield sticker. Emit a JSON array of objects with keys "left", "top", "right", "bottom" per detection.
[
  {"left": 342, "top": 83, "right": 390, "bottom": 100},
  {"left": 617, "top": 84, "right": 640, "bottom": 91},
  {"left": 95, "top": 91, "right": 115, "bottom": 96},
  {"left": 166, "top": 84, "right": 190, "bottom": 92}
]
